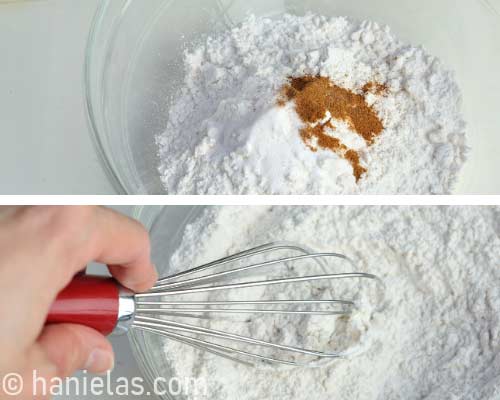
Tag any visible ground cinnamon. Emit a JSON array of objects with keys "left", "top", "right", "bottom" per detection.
[
  {"left": 278, "top": 75, "right": 385, "bottom": 182},
  {"left": 362, "top": 81, "right": 388, "bottom": 96},
  {"left": 299, "top": 122, "right": 367, "bottom": 181}
]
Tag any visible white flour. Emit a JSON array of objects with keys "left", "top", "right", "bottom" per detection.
[
  {"left": 157, "top": 14, "right": 468, "bottom": 194},
  {"left": 162, "top": 206, "right": 500, "bottom": 400}
]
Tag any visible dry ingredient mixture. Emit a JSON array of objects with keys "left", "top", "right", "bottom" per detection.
[
  {"left": 163, "top": 206, "right": 500, "bottom": 400},
  {"left": 157, "top": 14, "right": 468, "bottom": 194}
]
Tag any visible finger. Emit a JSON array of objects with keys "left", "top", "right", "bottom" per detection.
[
  {"left": 0, "top": 206, "right": 156, "bottom": 295},
  {"left": 108, "top": 263, "right": 158, "bottom": 293},
  {"left": 88, "top": 207, "right": 158, "bottom": 292},
  {"left": 36, "top": 324, "right": 114, "bottom": 377}
]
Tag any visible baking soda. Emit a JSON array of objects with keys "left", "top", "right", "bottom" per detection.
[{"left": 156, "top": 14, "right": 468, "bottom": 194}]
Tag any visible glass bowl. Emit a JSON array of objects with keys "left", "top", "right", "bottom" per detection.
[
  {"left": 85, "top": 0, "right": 500, "bottom": 194},
  {"left": 130, "top": 205, "right": 204, "bottom": 399}
]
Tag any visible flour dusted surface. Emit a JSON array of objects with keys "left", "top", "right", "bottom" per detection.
[
  {"left": 156, "top": 15, "right": 468, "bottom": 194},
  {"left": 162, "top": 206, "right": 500, "bottom": 399}
]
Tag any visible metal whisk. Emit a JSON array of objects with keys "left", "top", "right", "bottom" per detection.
[{"left": 47, "top": 242, "right": 379, "bottom": 367}]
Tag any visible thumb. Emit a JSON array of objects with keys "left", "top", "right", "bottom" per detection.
[{"left": 37, "top": 324, "right": 114, "bottom": 377}]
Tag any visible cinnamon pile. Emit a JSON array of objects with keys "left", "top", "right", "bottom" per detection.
[{"left": 278, "top": 75, "right": 385, "bottom": 181}]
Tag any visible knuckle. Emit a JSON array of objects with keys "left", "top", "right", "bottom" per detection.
[
  {"left": 29, "top": 206, "right": 93, "bottom": 239},
  {"left": 28, "top": 207, "right": 99, "bottom": 280},
  {"left": 41, "top": 206, "right": 97, "bottom": 252}
]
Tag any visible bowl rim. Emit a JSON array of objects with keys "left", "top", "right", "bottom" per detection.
[{"left": 84, "top": 0, "right": 128, "bottom": 195}]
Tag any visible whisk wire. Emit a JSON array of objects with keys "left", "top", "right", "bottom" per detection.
[
  {"left": 150, "top": 253, "right": 351, "bottom": 292},
  {"left": 137, "top": 272, "right": 376, "bottom": 297},
  {"left": 134, "top": 316, "right": 341, "bottom": 362},
  {"left": 153, "top": 242, "right": 324, "bottom": 286},
  {"left": 132, "top": 243, "right": 380, "bottom": 366},
  {"left": 134, "top": 326, "right": 295, "bottom": 366}
]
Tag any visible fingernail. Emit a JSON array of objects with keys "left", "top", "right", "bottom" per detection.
[{"left": 84, "top": 349, "right": 114, "bottom": 374}]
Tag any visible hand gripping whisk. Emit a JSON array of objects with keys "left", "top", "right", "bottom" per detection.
[{"left": 46, "top": 243, "right": 380, "bottom": 367}]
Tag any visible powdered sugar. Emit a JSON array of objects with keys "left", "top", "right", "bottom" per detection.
[
  {"left": 162, "top": 206, "right": 500, "bottom": 399},
  {"left": 156, "top": 14, "right": 468, "bottom": 194}
]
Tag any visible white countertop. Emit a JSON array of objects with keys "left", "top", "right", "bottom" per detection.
[{"left": 0, "top": 0, "right": 114, "bottom": 194}]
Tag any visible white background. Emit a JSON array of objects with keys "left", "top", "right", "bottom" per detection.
[{"left": 0, "top": 0, "right": 114, "bottom": 194}]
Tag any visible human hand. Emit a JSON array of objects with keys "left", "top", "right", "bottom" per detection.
[{"left": 0, "top": 206, "right": 157, "bottom": 399}]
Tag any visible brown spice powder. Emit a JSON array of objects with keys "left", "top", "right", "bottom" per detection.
[
  {"left": 362, "top": 81, "right": 388, "bottom": 96},
  {"left": 278, "top": 75, "right": 385, "bottom": 182},
  {"left": 300, "top": 122, "right": 367, "bottom": 181}
]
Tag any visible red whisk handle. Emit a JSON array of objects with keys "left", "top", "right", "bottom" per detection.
[{"left": 47, "top": 275, "right": 121, "bottom": 336}]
